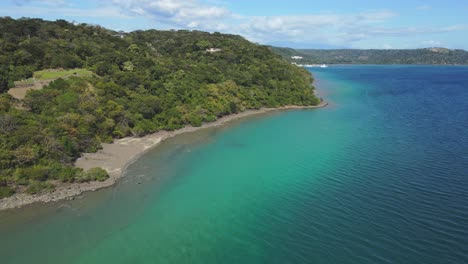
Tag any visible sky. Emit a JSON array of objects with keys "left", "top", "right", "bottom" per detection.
[{"left": 1, "top": 0, "right": 468, "bottom": 49}]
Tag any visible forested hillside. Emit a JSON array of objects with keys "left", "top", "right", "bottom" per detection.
[
  {"left": 271, "top": 46, "right": 468, "bottom": 64},
  {"left": 0, "top": 17, "right": 319, "bottom": 197}
]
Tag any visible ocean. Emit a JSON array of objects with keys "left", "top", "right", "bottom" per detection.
[{"left": 1, "top": 65, "right": 467, "bottom": 263}]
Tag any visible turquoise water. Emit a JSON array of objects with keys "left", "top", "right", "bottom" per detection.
[{"left": 1, "top": 65, "right": 468, "bottom": 263}]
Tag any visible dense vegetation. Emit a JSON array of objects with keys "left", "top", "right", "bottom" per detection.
[
  {"left": 0, "top": 17, "right": 319, "bottom": 197},
  {"left": 271, "top": 46, "right": 468, "bottom": 65}
]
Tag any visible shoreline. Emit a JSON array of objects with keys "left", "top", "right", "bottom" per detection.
[{"left": 0, "top": 101, "right": 327, "bottom": 211}]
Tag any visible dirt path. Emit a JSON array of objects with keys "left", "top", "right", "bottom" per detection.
[{"left": 7, "top": 80, "right": 52, "bottom": 99}]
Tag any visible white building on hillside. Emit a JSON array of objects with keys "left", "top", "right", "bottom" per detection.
[{"left": 206, "top": 48, "right": 222, "bottom": 53}]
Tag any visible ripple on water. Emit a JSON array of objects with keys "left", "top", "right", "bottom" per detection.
[{"left": 2, "top": 66, "right": 468, "bottom": 264}]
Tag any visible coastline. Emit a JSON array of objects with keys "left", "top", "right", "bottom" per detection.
[{"left": 0, "top": 101, "right": 327, "bottom": 211}]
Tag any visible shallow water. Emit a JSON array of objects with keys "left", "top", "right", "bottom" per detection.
[{"left": 1, "top": 65, "right": 468, "bottom": 263}]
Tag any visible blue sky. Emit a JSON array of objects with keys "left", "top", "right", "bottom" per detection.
[{"left": 1, "top": 0, "right": 468, "bottom": 49}]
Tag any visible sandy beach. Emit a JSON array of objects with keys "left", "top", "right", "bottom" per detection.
[{"left": 0, "top": 102, "right": 327, "bottom": 211}]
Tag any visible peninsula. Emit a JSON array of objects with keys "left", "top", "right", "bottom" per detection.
[{"left": 0, "top": 18, "right": 322, "bottom": 208}]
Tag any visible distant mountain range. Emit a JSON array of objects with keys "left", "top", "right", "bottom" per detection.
[{"left": 270, "top": 46, "right": 468, "bottom": 65}]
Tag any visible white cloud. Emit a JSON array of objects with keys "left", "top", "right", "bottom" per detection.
[
  {"left": 422, "top": 40, "right": 442, "bottom": 47},
  {"left": 13, "top": 0, "right": 67, "bottom": 6},
  {"left": 362, "top": 24, "right": 468, "bottom": 36},
  {"left": 234, "top": 11, "right": 398, "bottom": 43},
  {"left": 104, "top": 1, "right": 468, "bottom": 47},
  {"left": 3, "top": 5, "right": 130, "bottom": 19},
  {"left": 382, "top": 44, "right": 393, "bottom": 49},
  {"left": 5, "top": 0, "right": 468, "bottom": 48},
  {"left": 416, "top": 5, "right": 432, "bottom": 11},
  {"left": 108, "top": 0, "right": 398, "bottom": 42},
  {"left": 111, "top": 0, "right": 230, "bottom": 28}
]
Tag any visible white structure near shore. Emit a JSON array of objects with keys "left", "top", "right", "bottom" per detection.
[{"left": 292, "top": 62, "right": 328, "bottom": 68}]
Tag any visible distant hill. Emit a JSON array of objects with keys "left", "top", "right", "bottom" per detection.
[{"left": 270, "top": 46, "right": 468, "bottom": 65}]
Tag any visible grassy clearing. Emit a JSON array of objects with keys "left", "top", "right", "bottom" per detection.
[
  {"left": 14, "top": 78, "right": 35, "bottom": 86},
  {"left": 9, "top": 69, "right": 94, "bottom": 99},
  {"left": 33, "top": 68, "right": 93, "bottom": 80}
]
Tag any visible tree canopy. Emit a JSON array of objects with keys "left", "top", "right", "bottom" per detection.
[{"left": 0, "top": 17, "right": 319, "bottom": 197}]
